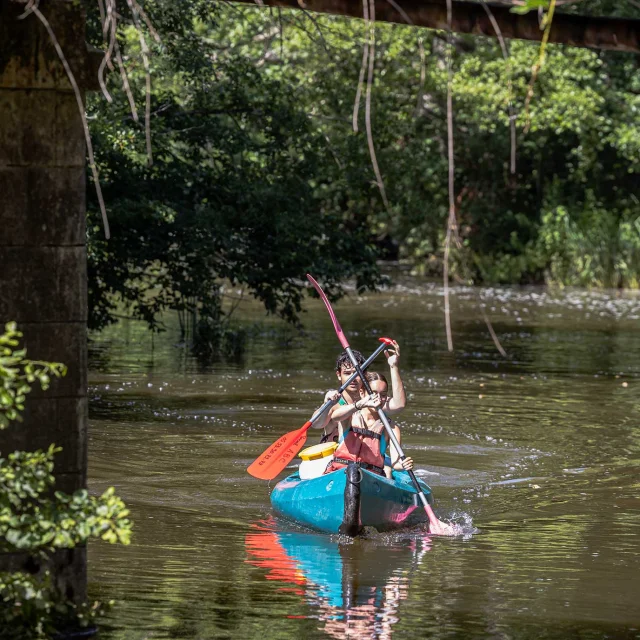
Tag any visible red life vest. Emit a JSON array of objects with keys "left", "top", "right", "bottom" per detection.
[{"left": 324, "top": 410, "right": 386, "bottom": 476}]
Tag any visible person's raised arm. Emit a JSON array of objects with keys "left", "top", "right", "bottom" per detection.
[{"left": 384, "top": 340, "right": 406, "bottom": 414}]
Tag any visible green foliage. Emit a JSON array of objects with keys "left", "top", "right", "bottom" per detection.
[
  {"left": 196, "top": 8, "right": 638, "bottom": 288},
  {"left": 0, "top": 448, "right": 132, "bottom": 551},
  {"left": 86, "top": 5, "right": 385, "bottom": 342},
  {"left": 0, "top": 571, "right": 110, "bottom": 640},
  {"left": 0, "top": 322, "right": 66, "bottom": 429},
  {"left": 510, "top": 0, "right": 551, "bottom": 15},
  {"left": 87, "top": 2, "right": 640, "bottom": 331},
  {"left": 537, "top": 194, "right": 640, "bottom": 288},
  {"left": 0, "top": 323, "right": 132, "bottom": 636}
]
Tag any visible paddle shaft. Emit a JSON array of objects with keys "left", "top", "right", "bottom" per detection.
[
  {"left": 344, "top": 347, "right": 433, "bottom": 512},
  {"left": 306, "top": 274, "right": 443, "bottom": 530}
]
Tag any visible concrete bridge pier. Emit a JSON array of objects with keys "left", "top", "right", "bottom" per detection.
[{"left": 0, "top": 0, "right": 99, "bottom": 602}]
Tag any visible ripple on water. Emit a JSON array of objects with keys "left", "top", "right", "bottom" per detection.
[{"left": 88, "top": 283, "right": 640, "bottom": 639}]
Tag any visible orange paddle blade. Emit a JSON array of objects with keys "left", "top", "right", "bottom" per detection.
[{"left": 247, "top": 421, "right": 313, "bottom": 480}]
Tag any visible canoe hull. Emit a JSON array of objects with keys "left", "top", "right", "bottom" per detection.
[{"left": 270, "top": 464, "right": 434, "bottom": 535}]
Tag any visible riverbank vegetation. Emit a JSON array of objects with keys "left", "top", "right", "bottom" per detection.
[
  {"left": 0, "top": 323, "right": 132, "bottom": 638},
  {"left": 86, "top": 0, "right": 640, "bottom": 337}
]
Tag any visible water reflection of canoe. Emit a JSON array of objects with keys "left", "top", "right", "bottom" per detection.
[
  {"left": 245, "top": 522, "right": 429, "bottom": 639},
  {"left": 271, "top": 464, "right": 433, "bottom": 536},
  {"left": 271, "top": 531, "right": 414, "bottom": 609}
]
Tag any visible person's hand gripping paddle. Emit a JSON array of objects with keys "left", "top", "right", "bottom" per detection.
[
  {"left": 306, "top": 274, "right": 457, "bottom": 536},
  {"left": 247, "top": 337, "right": 394, "bottom": 480}
]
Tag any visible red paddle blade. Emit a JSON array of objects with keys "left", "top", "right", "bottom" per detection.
[
  {"left": 306, "top": 274, "right": 350, "bottom": 350},
  {"left": 247, "top": 421, "right": 312, "bottom": 480}
]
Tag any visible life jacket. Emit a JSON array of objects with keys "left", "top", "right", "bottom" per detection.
[{"left": 324, "top": 410, "right": 387, "bottom": 475}]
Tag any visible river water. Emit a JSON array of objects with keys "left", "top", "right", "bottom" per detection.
[{"left": 87, "top": 279, "right": 640, "bottom": 639}]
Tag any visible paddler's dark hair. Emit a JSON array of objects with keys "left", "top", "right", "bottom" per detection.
[
  {"left": 365, "top": 371, "right": 388, "bottom": 385},
  {"left": 335, "top": 349, "right": 365, "bottom": 372}
]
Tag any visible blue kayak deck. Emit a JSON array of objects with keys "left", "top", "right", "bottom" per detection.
[{"left": 270, "top": 465, "right": 433, "bottom": 535}]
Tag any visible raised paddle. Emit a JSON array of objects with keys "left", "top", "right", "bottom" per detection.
[
  {"left": 306, "top": 273, "right": 455, "bottom": 536},
  {"left": 247, "top": 337, "right": 394, "bottom": 480}
]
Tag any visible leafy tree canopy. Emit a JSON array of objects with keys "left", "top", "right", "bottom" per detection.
[
  {"left": 87, "top": 0, "right": 640, "bottom": 342},
  {"left": 87, "top": 1, "right": 385, "bottom": 337}
]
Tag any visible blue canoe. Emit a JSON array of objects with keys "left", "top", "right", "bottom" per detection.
[{"left": 271, "top": 464, "right": 434, "bottom": 536}]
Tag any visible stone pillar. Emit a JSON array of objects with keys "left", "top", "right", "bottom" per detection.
[{"left": 0, "top": 0, "right": 99, "bottom": 602}]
